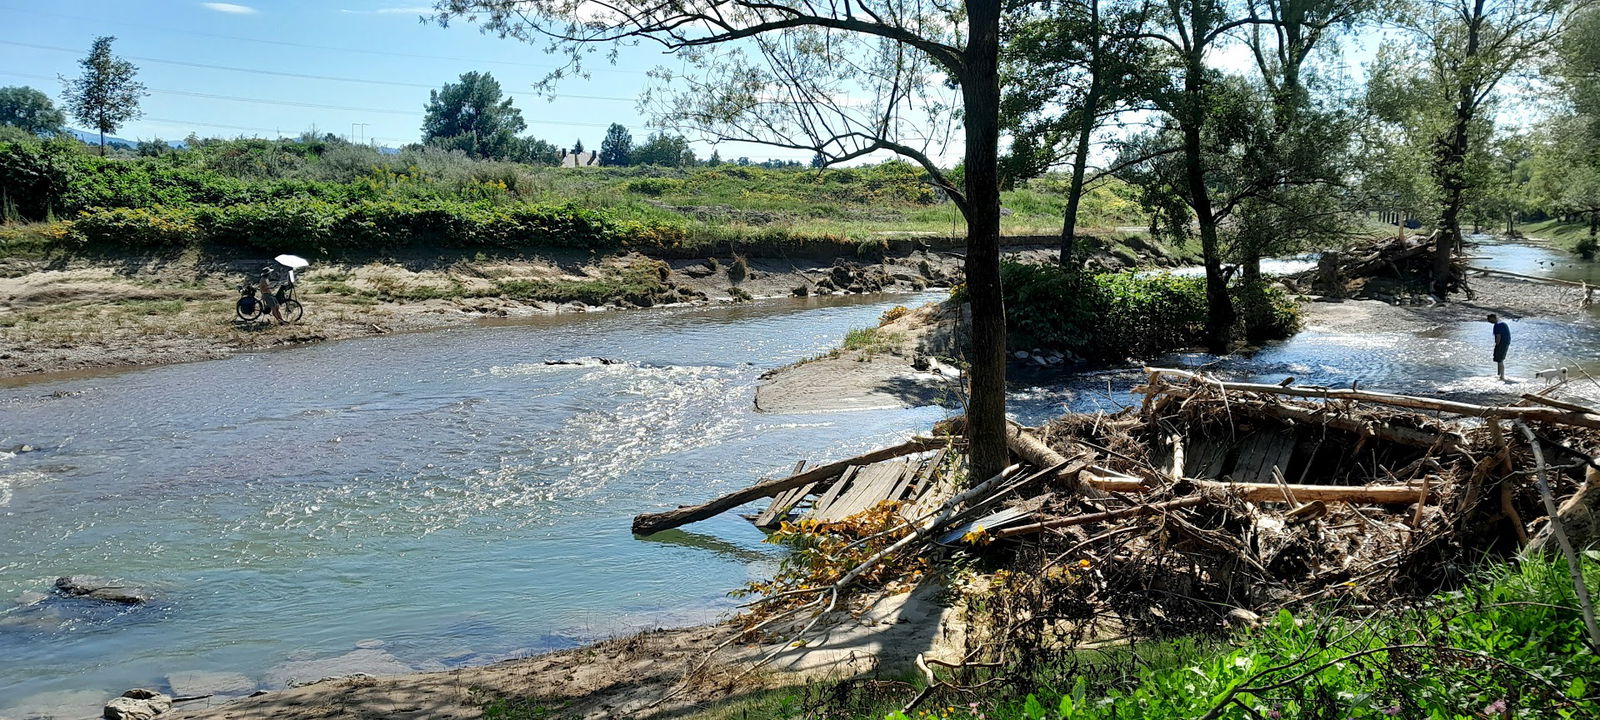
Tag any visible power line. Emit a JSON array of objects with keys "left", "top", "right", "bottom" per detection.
[
  {"left": 0, "top": 4, "right": 650, "bottom": 75},
  {"left": 0, "top": 40, "right": 639, "bottom": 102},
  {"left": 0, "top": 70, "right": 617, "bottom": 128}
]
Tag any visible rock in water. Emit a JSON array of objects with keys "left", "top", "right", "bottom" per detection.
[
  {"left": 54, "top": 576, "right": 151, "bottom": 604},
  {"left": 103, "top": 689, "right": 171, "bottom": 719}
]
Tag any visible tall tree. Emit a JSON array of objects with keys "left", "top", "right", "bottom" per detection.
[
  {"left": 600, "top": 123, "right": 633, "bottom": 166},
  {"left": 1001, "top": 0, "right": 1160, "bottom": 266},
  {"left": 0, "top": 86, "right": 67, "bottom": 135},
  {"left": 633, "top": 132, "right": 696, "bottom": 167},
  {"left": 59, "top": 36, "right": 146, "bottom": 156},
  {"left": 434, "top": 0, "right": 1024, "bottom": 480},
  {"left": 1376, "top": 0, "right": 1577, "bottom": 296},
  {"left": 421, "top": 71, "right": 527, "bottom": 159}
]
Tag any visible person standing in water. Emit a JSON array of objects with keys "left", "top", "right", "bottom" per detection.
[{"left": 1488, "top": 313, "right": 1510, "bottom": 380}]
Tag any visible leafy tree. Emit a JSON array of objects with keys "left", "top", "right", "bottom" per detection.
[
  {"left": 811, "top": 152, "right": 826, "bottom": 168},
  {"left": 632, "top": 132, "right": 695, "bottom": 167},
  {"left": 435, "top": 0, "right": 1029, "bottom": 481},
  {"left": 1374, "top": 0, "right": 1577, "bottom": 296},
  {"left": 573, "top": 139, "right": 585, "bottom": 154},
  {"left": 707, "top": 149, "right": 722, "bottom": 167},
  {"left": 59, "top": 36, "right": 147, "bottom": 156},
  {"left": 421, "top": 71, "right": 527, "bottom": 160},
  {"left": 599, "top": 123, "right": 633, "bottom": 166},
  {"left": 514, "top": 136, "right": 562, "bottom": 165},
  {"left": 0, "top": 86, "right": 66, "bottom": 135},
  {"left": 1001, "top": 0, "right": 1160, "bottom": 265}
]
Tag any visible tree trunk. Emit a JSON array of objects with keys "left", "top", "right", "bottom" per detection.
[
  {"left": 98, "top": 128, "right": 106, "bottom": 157},
  {"left": 1059, "top": 0, "right": 1103, "bottom": 268},
  {"left": 1180, "top": 53, "right": 1232, "bottom": 353},
  {"left": 1433, "top": 0, "right": 1485, "bottom": 298},
  {"left": 962, "top": 0, "right": 1008, "bottom": 484}
]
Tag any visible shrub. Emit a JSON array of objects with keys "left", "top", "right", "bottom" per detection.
[
  {"left": 879, "top": 305, "right": 911, "bottom": 326},
  {"left": 728, "top": 254, "right": 749, "bottom": 284},
  {"left": 71, "top": 206, "right": 200, "bottom": 248},
  {"left": 999, "top": 261, "right": 1299, "bottom": 361}
]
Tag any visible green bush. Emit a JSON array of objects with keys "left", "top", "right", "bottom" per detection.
[
  {"left": 882, "top": 557, "right": 1600, "bottom": 720},
  {"left": 997, "top": 262, "right": 1300, "bottom": 361},
  {"left": 70, "top": 206, "right": 200, "bottom": 248}
]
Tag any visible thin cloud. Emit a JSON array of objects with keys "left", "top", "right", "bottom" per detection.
[
  {"left": 201, "top": 2, "right": 259, "bottom": 14},
  {"left": 340, "top": 6, "right": 433, "bottom": 14}
]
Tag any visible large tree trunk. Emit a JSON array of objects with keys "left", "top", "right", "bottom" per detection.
[
  {"left": 1433, "top": 0, "right": 1484, "bottom": 298},
  {"left": 962, "top": 0, "right": 1008, "bottom": 484}
]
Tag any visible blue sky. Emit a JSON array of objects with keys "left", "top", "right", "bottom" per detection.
[{"left": 0, "top": 0, "right": 820, "bottom": 160}]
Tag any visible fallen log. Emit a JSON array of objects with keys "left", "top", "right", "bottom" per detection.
[
  {"left": 1144, "top": 383, "right": 1459, "bottom": 449},
  {"left": 1196, "top": 480, "right": 1429, "bottom": 505},
  {"left": 631, "top": 437, "right": 946, "bottom": 535},
  {"left": 1144, "top": 368, "right": 1600, "bottom": 430},
  {"left": 1006, "top": 423, "right": 1097, "bottom": 495},
  {"left": 1463, "top": 265, "right": 1592, "bottom": 289}
]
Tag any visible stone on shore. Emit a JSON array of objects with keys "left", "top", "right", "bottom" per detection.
[
  {"left": 53, "top": 576, "right": 151, "bottom": 605},
  {"left": 102, "top": 689, "right": 170, "bottom": 720}
]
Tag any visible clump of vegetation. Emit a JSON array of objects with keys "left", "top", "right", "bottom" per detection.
[
  {"left": 880, "top": 558, "right": 1600, "bottom": 720},
  {"left": 994, "top": 262, "right": 1300, "bottom": 361},
  {"left": 879, "top": 305, "right": 911, "bottom": 326},
  {"left": 728, "top": 254, "right": 749, "bottom": 284},
  {"left": 841, "top": 326, "right": 903, "bottom": 358},
  {"left": 728, "top": 286, "right": 753, "bottom": 302},
  {"left": 732, "top": 501, "right": 928, "bottom": 628}
]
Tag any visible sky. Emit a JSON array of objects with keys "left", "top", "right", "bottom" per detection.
[{"left": 0, "top": 0, "right": 821, "bottom": 161}]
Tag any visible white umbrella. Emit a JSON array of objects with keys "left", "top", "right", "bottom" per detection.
[{"left": 274, "top": 254, "right": 310, "bottom": 269}]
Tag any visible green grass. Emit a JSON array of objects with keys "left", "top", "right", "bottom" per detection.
[
  {"left": 884, "top": 556, "right": 1600, "bottom": 720},
  {"left": 1520, "top": 218, "right": 1598, "bottom": 252}
]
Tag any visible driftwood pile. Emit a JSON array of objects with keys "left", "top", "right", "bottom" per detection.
[
  {"left": 632, "top": 368, "right": 1600, "bottom": 664},
  {"left": 1308, "top": 233, "right": 1470, "bottom": 296}
]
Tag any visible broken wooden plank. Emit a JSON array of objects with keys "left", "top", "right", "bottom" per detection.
[
  {"left": 753, "top": 460, "right": 809, "bottom": 528},
  {"left": 1229, "top": 433, "right": 1295, "bottom": 486},
  {"left": 813, "top": 460, "right": 910, "bottom": 522},
  {"left": 1199, "top": 480, "right": 1429, "bottom": 504},
  {"left": 806, "top": 466, "right": 861, "bottom": 522},
  {"left": 939, "top": 505, "right": 1038, "bottom": 544},
  {"left": 631, "top": 437, "right": 944, "bottom": 535}
]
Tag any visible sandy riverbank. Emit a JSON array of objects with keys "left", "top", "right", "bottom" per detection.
[{"left": 153, "top": 585, "right": 964, "bottom": 720}]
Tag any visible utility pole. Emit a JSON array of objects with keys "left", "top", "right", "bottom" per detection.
[{"left": 351, "top": 122, "right": 369, "bottom": 144}]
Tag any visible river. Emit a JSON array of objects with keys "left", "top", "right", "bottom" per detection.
[{"left": 2, "top": 240, "right": 1597, "bottom": 718}]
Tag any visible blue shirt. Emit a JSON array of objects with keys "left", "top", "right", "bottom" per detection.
[{"left": 1493, "top": 322, "right": 1510, "bottom": 347}]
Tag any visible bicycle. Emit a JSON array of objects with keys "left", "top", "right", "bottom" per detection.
[{"left": 236, "top": 280, "right": 304, "bottom": 324}]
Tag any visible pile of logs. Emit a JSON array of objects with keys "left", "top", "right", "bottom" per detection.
[{"left": 632, "top": 367, "right": 1600, "bottom": 653}]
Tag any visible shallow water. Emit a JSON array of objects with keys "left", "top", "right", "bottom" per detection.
[
  {"left": 0, "top": 294, "right": 951, "bottom": 716},
  {"left": 3, "top": 241, "right": 1598, "bottom": 718}
]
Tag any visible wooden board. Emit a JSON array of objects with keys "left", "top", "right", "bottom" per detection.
[
  {"left": 938, "top": 505, "right": 1037, "bottom": 544},
  {"left": 805, "top": 466, "right": 859, "bottom": 522},
  {"left": 811, "top": 460, "right": 909, "bottom": 522},
  {"left": 1228, "top": 433, "right": 1295, "bottom": 485},
  {"left": 753, "top": 461, "right": 809, "bottom": 527}
]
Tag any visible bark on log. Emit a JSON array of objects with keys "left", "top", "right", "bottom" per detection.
[
  {"left": 1005, "top": 423, "right": 1097, "bottom": 495},
  {"left": 1197, "top": 480, "right": 1429, "bottom": 504},
  {"left": 631, "top": 437, "right": 945, "bottom": 535},
  {"left": 1143, "top": 368, "right": 1600, "bottom": 430}
]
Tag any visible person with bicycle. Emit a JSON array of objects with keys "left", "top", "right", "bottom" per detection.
[{"left": 258, "top": 268, "right": 286, "bottom": 325}]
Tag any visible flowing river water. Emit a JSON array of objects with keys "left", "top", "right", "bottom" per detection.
[{"left": 2, "top": 240, "right": 1598, "bottom": 718}]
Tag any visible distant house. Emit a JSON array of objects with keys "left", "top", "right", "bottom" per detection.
[{"left": 560, "top": 150, "right": 600, "bottom": 168}]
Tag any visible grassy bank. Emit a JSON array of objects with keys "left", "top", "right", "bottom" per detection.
[
  {"left": 1520, "top": 218, "right": 1599, "bottom": 257},
  {"left": 1, "top": 134, "right": 1149, "bottom": 260}
]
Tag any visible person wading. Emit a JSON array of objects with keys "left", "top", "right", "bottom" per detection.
[{"left": 1487, "top": 313, "right": 1511, "bottom": 381}]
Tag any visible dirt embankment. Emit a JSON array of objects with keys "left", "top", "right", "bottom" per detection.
[{"left": 0, "top": 248, "right": 973, "bottom": 381}]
